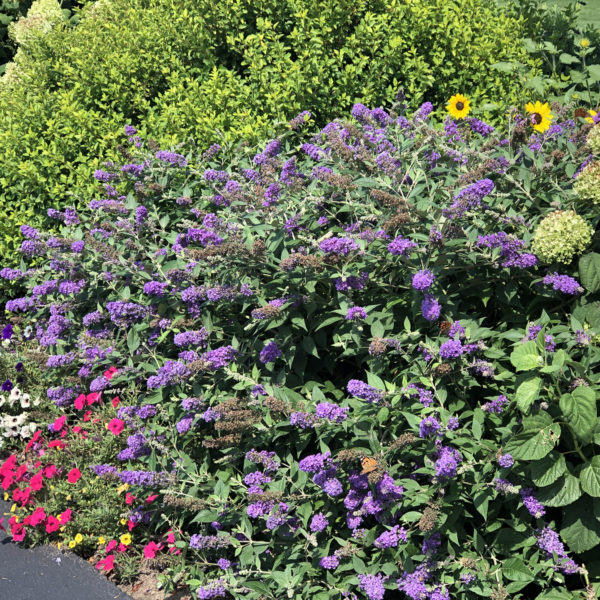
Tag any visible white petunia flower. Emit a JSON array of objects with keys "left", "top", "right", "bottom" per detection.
[{"left": 20, "top": 394, "right": 31, "bottom": 409}]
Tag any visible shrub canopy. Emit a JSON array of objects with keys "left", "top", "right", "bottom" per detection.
[
  {"left": 2, "top": 102, "right": 600, "bottom": 598},
  {"left": 0, "top": 0, "right": 539, "bottom": 272}
]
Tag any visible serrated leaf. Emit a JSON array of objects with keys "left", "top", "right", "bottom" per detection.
[
  {"left": 581, "top": 456, "right": 600, "bottom": 497},
  {"left": 502, "top": 557, "right": 534, "bottom": 581},
  {"left": 579, "top": 253, "right": 600, "bottom": 293},
  {"left": 561, "top": 497, "right": 600, "bottom": 552},
  {"left": 559, "top": 387, "right": 597, "bottom": 443},
  {"left": 537, "top": 473, "right": 582, "bottom": 507},
  {"left": 505, "top": 423, "right": 560, "bottom": 460},
  {"left": 515, "top": 376, "right": 541, "bottom": 414},
  {"left": 530, "top": 453, "right": 566, "bottom": 487},
  {"left": 510, "top": 341, "right": 541, "bottom": 371}
]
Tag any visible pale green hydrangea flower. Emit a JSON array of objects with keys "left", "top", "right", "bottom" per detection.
[
  {"left": 574, "top": 160, "right": 600, "bottom": 205},
  {"left": 531, "top": 210, "right": 593, "bottom": 264},
  {"left": 588, "top": 124, "right": 600, "bottom": 156}
]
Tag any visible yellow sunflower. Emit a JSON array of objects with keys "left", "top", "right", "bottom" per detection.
[
  {"left": 525, "top": 101, "right": 553, "bottom": 133},
  {"left": 447, "top": 94, "right": 471, "bottom": 119},
  {"left": 586, "top": 109, "right": 598, "bottom": 124}
]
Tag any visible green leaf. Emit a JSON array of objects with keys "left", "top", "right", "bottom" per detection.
[
  {"left": 559, "top": 52, "right": 579, "bottom": 65},
  {"left": 510, "top": 341, "right": 541, "bottom": 371},
  {"left": 505, "top": 423, "right": 560, "bottom": 460},
  {"left": 127, "top": 328, "right": 140, "bottom": 353},
  {"left": 581, "top": 456, "right": 600, "bottom": 497},
  {"left": 561, "top": 497, "right": 600, "bottom": 552},
  {"left": 530, "top": 452, "right": 566, "bottom": 487},
  {"left": 502, "top": 557, "right": 534, "bottom": 582},
  {"left": 537, "top": 473, "right": 582, "bottom": 507},
  {"left": 587, "top": 64, "right": 600, "bottom": 83},
  {"left": 559, "top": 387, "right": 597, "bottom": 443},
  {"left": 515, "top": 376, "right": 541, "bottom": 414},
  {"left": 579, "top": 253, "right": 600, "bottom": 293}
]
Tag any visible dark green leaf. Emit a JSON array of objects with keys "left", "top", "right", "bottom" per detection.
[
  {"left": 579, "top": 253, "right": 600, "bottom": 293},
  {"left": 581, "top": 456, "right": 600, "bottom": 497},
  {"left": 561, "top": 497, "right": 600, "bottom": 552}
]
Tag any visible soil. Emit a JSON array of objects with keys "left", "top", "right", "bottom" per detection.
[{"left": 117, "top": 567, "right": 192, "bottom": 600}]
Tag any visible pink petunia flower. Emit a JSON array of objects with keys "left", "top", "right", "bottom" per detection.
[
  {"left": 52, "top": 415, "right": 67, "bottom": 431},
  {"left": 45, "top": 515, "right": 60, "bottom": 533},
  {"left": 96, "top": 554, "right": 115, "bottom": 572},
  {"left": 107, "top": 418, "right": 125, "bottom": 436},
  {"left": 67, "top": 468, "right": 81, "bottom": 483},
  {"left": 143, "top": 541, "right": 163, "bottom": 559}
]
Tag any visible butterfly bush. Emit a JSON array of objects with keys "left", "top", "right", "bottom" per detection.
[{"left": 2, "top": 101, "right": 600, "bottom": 599}]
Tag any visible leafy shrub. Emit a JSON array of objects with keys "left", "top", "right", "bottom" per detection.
[
  {"left": 0, "top": 0, "right": 539, "bottom": 277},
  {"left": 2, "top": 98, "right": 600, "bottom": 599}
]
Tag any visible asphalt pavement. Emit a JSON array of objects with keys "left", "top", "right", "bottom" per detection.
[{"left": 0, "top": 499, "right": 132, "bottom": 600}]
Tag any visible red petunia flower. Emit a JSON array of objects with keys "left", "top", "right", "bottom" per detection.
[
  {"left": 67, "top": 468, "right": 81, "bottom": 483},
  {"left": 107, "top": 418, "right": 125, "bottom": 436},
  {"left": 143, "top": 541, "right": 163, "bottom": 559},
  {"left": 96, "top": 554, "right": 115, "bottom": 572},
  {"left": 87, "top": 392, "right": 101, "bottom": 405},
  {"left": 104, "top": 366, "right": 118, "bottom": 380},
  {"left": 83, "top": 410, "right": 92, "bottom": 422},
  {"left": 30, "top": 471, "right": 43, "bottom": 492},
  {"left": 44, "top": 464, "right": 57, "bottom": 479},
  {"left": 58, "top": 508, "right": 72, "bottom": 524},
  {"left": 74, "top": 394, "right": 86, "bottom": 410},
  {"left": 111, "top": 396, "right": 120, "bottom": 408},
  {"left": 105, "top": 539, "right": 117, "bottom": 553},
  {"left": 45, "top": 515, "right": 60, "bottom": 533},
  {"left": 52, "top": 415, "right": 67, "bottom": 431}
]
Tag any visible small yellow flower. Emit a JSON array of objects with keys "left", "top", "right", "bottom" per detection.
[
  {"left": 116, "top": 483, "right": 129, "bottom": 495},
  {"left": 586, "top": 109, "right": 598, "bottom": 124},
  {"left": 66, "top": 494, "right": 72, "bottom": 501},
  {"left": 69, "top": 540, "right": 77, "bottom": 549},
  {"left": 3, "top": 492, "right": 8, "bottom": 501},
  {"left": 120, "top": 518, "right": 127, "bottom": 526},
  {"left": 57, "top": 542, "right": 62, "bottom": 550},
  {"left": 581, "top": 38, "right": 590, "bottom": 48},
  {"left": 120, "top": 533, "right": 132, "bottom": 546},
  {"left": 74, "top": 533, "right": 83, "bottom": 544},
  {"left": 447, "top": 94, "right": 471, "bottom": 119},
  {"left": 525, "top": 101, "right": 553, "bottom": 133},
  {"left": 81, "top": 488, "right": 86, "bottom": 494},
  {"left": 98, "top": 536, "right": 106, "bottom": 545},
  {"left": 10, "top": 503, "right": 16, "bottom": 513},
  {"left": 50, "top": 485, "right": 54, "bottom": 491}
]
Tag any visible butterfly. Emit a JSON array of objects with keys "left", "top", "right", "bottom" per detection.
[
  {"left": 439, "top": 321, "right": 452, "bottom": 335},
  {"left": 361, "top": 456, "right": 378, "bottom": 475}
]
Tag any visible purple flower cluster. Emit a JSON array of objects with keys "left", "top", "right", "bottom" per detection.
[
  {"left": 536, "top": 527, "right": 580, "bottom": 574},
  {"left": 498, "top": 454, "right": 514, "bottom": 468},
  {"left": 106, "top": 301, "right": 148, "bottom": 327},
  {"left": 347, "top": 379, "right": 385, "bottom": 403},
  {"left": 482, "top": 394, "right": 508, "bottom": 414},
  {"left": 357, "top": 573, "right": 387, "bottom": 600},
  {"left": 373, "top": 524, "right": 407, "bottom": 548},
  {"left": 259, "top": 341, "right": 282, "bottom": 364},
  {"left": 319, "top": 237, "right": 360, "bottom": 256},
  {"left": 199, "top": 346, "right": 238, "bottom": 369},
  {"left": 146, "top": 360, "right": 192, "bottom": 388},
  {"left": 412, "top": 269, "right": 436, "bottom": 290},
  {"left": 542, "top": 272, "right": 584, "bottom": 295},
  {"left": 443, "top": 178, "right": 494, "bottom": 219},
  {"left": 421, "top": 295, "right": 441, "bottom": 321},
  {"left": 520, "top": 488, "right": 546, "bottom": 518},
  {"left": 334, "top": 272, "right": 369, "bottom": 291},
  {"left": 388, "top": 235, "right": 417, "bottom": 257},
  {"left": 435, "top": 446, "right": 462, "bottom": 477},
  {"left": 346, "top": 306, "right": 367, "bottom": 320},
  {"left": 476, "top": 232, "right": 537, "bottom": 269},
  {"left": 155, "top": 150, "right": 188, "bottom": 166},
  {"left": 174, "top": 329, "right": 208, "bottom": 348}
]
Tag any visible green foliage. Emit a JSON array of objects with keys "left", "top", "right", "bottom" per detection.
[{"left": 0, "top": 0, "right": 539, "bottom": 278}]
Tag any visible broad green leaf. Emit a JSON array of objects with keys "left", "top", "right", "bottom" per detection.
[
  {"left": 579, "top": 253, "right": 600, "bottom": 293},
  {"left": 561, "top": 497, "right": 600, "bottom": 552},
  {"left": 537, "top": 473, "right": 582, "bottom": 507},
  {"left": 502, "top": 557, "right": 534, "bottom": 581},
  {"left": 505, "top": 423, "right": 560, "bottom": 460},
  {"left": 559, "top": 387, "right": 597, "bottom": 443},
  {"left": 510, "top": 341, "right": 541, "bottom": 371},
  {"left": 515, "top": 376, "right": 541, "bottom": 414},
  {"left": 530, "top": 452, "right": 566, "bottom": 487},
  {"left": 581, "top": 456, "right": 600, "bottom": 497},
  {"left": 127, "top": 328, "right": 140, "bottom": 353}
]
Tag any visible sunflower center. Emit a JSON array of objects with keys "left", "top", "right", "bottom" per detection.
[
  {"left": 456, "top": 102, "right": 464, "bottom": 111},
  {"left": 532, "top": 113, "right": 543, "bottom": 125}
]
